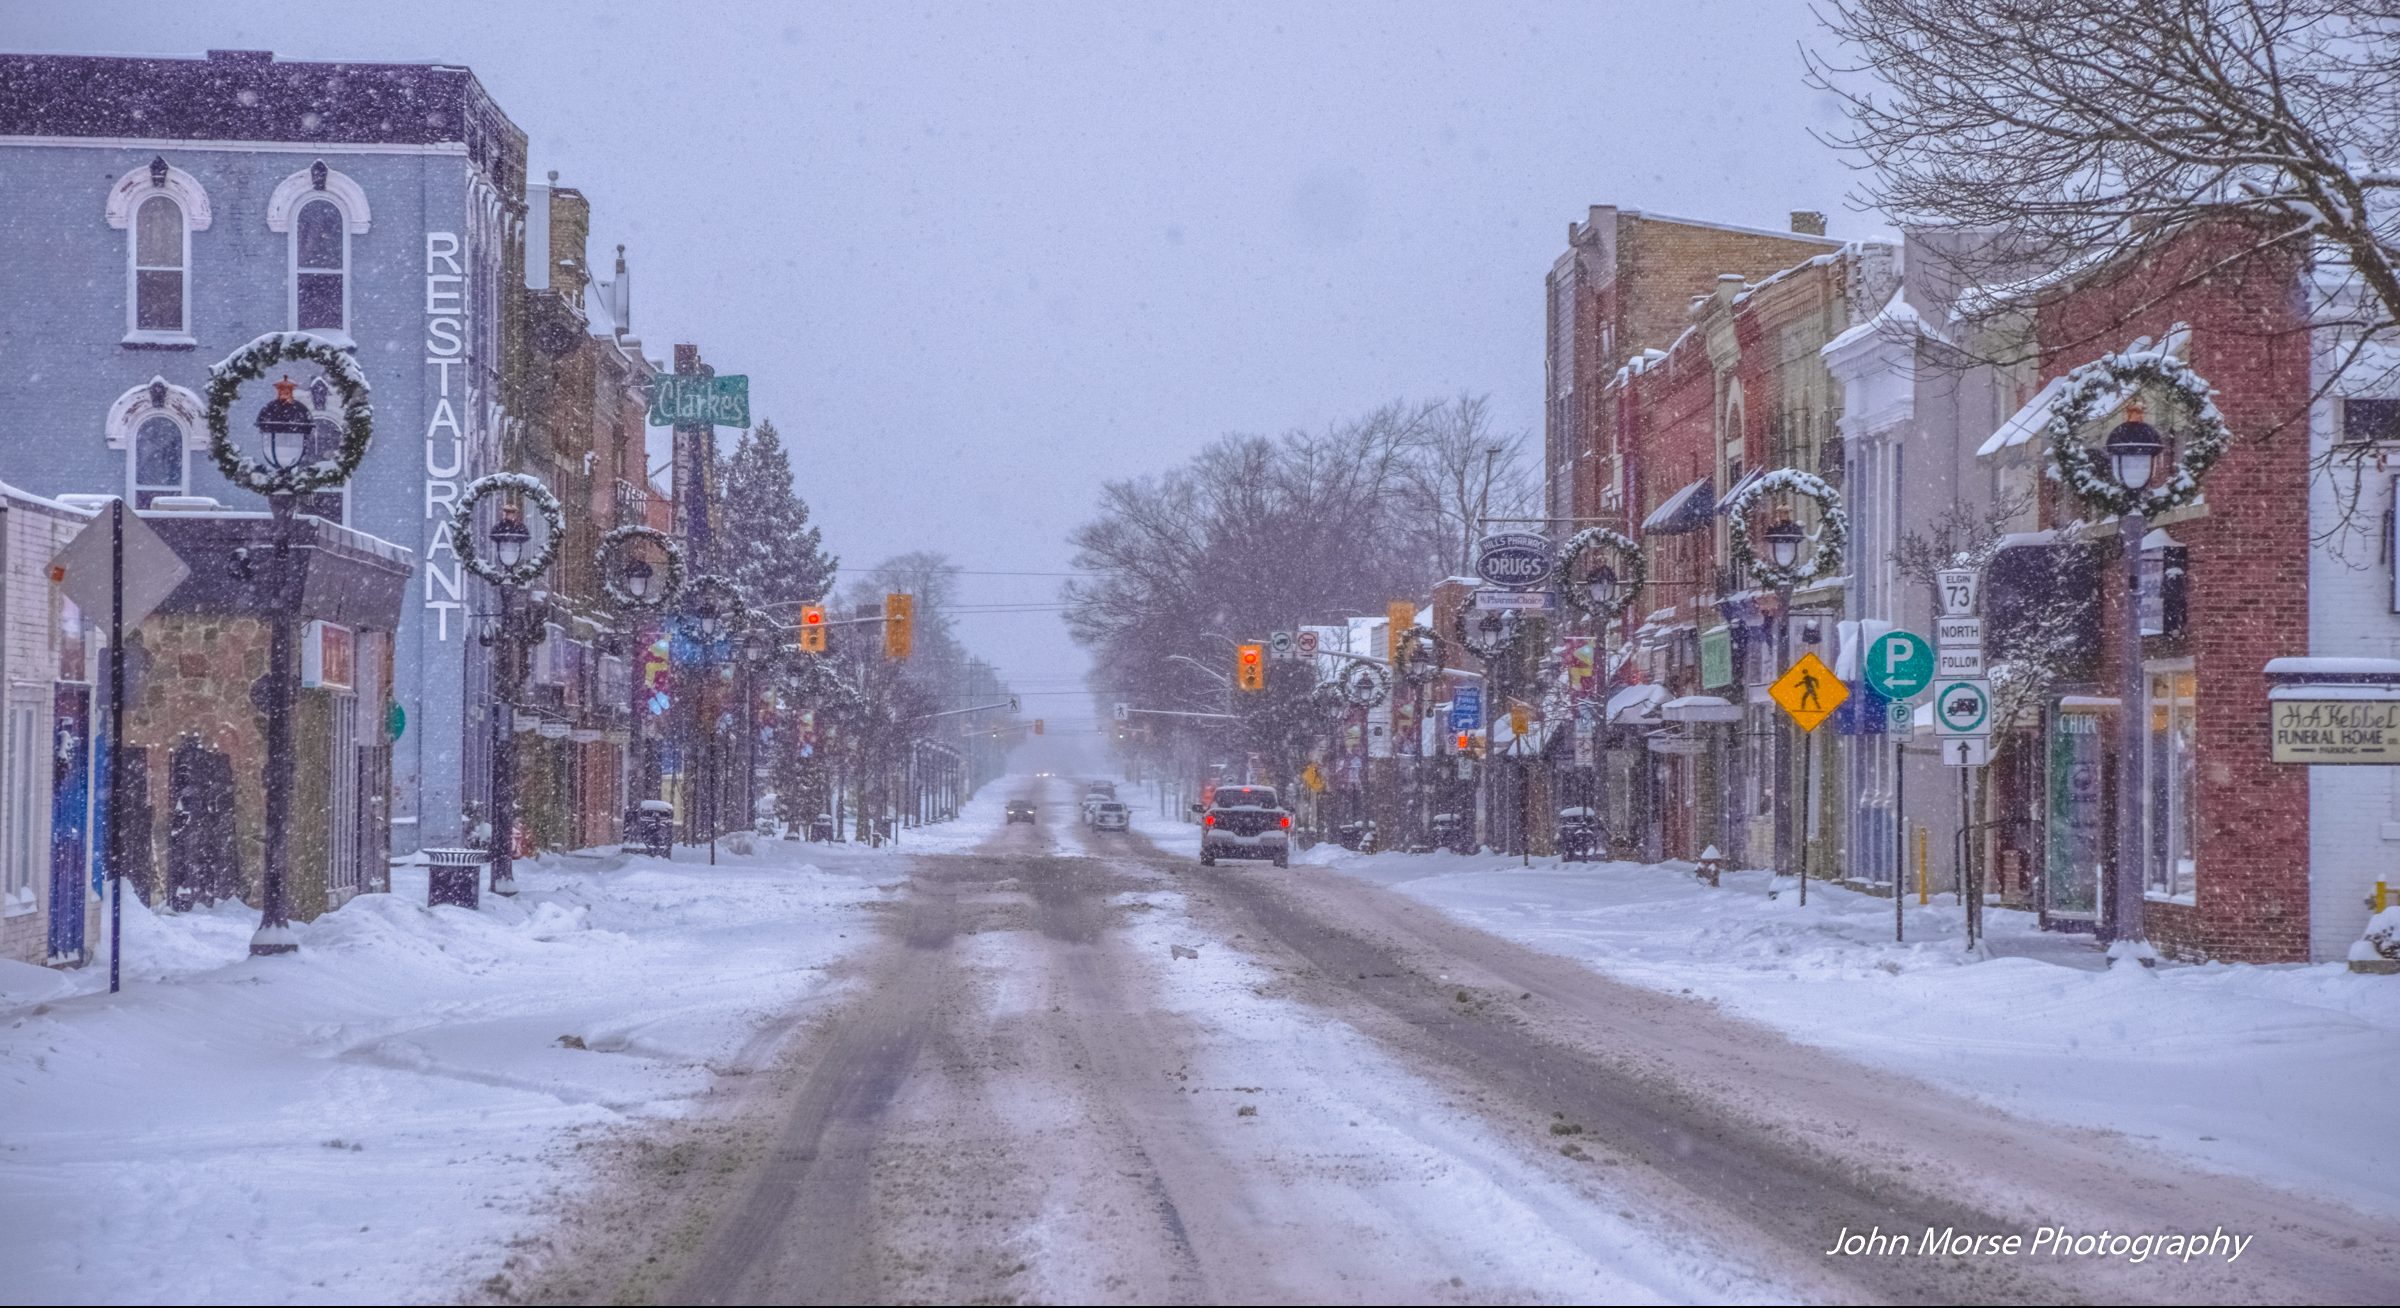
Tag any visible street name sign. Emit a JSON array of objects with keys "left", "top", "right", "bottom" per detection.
[
  {"left": 646, "top": 374, "right": 750, "bottom": 428},
  {"left": 1864, "top": 630, "right": 1935, "bottom": 700},
  {"left": 1942, "top": 735, "right": 1992, "bottom": 767},
  {"left": 1473, "top": 589, "right": 1556, "bottom": 611},
  {"left": 1937, "top": 568, "right": 1980, "bottom": 617},
  {"left": 1933, "top": 679, "right": 1992, "bottom": 736},
  {"left": 1769, "top": 651, "right": 1847, "bottom": 733}
]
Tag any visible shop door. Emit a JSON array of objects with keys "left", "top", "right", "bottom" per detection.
[{"left": 2042, "top": 708, "right": 2108, "bottom": 929}]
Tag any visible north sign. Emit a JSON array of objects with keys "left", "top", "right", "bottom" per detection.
[
  {"left": 1864, "top": 630, "right": 1935, "bottom": 700},
  {"left": 1473, "top": 532, "right": 1557, "bottom": 591}
]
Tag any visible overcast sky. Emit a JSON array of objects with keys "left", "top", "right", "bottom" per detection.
[{"left": 19, "top": 1, "right": 1862, "bottom": 734}]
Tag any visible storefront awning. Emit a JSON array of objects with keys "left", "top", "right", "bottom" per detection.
[
  {"left": 1640, "top": 476, "right": 1715, "bottom": 535},
  {"left": 1663, "top": 694, "right": 1743, "bottom": 724},
  {"left": 1607, "top": 682, "right": 1668, "bottom": 724}
]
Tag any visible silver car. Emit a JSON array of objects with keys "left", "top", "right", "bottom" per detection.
[
  {"left": 1200, "top": 786, "right": 1289, "bottom": 868},
  {"left": 1091, "top": 801, "right": 1129, "bottom": 831}
]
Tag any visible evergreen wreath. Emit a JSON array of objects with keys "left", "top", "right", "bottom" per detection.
[
  {"left": 1721, "top": 468, "right": 1848, "bottom": 591},
  {"left": 1556, "top": 526, "right": 1647, "bottom": 624},
  {"left": 203, "top": 332, "right": 372, "bottom": 496},
  {"left": 596, "top": 525, "right": 685, "bottom": 612},
  {"left": 1452, "top": 602, "right": 1534, "bottom": 661},
  {"left": 1393, "top": 625, "right": 1443, "bottom": 686},
  {"left": 676, "top": 573, "right": 753, "bottom": 639},
  {"left": 449, "top": 473, "right": 565, "bottom": 589},
  {"left": 2043, "top": 350, "right": 2229, "bottom": 517}
]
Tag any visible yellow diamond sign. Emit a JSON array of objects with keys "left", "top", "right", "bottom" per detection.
[{"left": 1769, "top": 651, "right": 1847, "bottom": 733}]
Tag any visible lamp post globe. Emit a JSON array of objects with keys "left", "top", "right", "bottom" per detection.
[
  {"left": 697, "top": 600, "right": 723, "bottom": 642},
  {"left": 488, "top": 512, "right": 532, "bottom": 571},
  {"left": 2105, "top": 403, "right": 2166, "bottom": 492},
  {"left": 1763, "top": 519, "right": 1805, "bottom": 571},
  {"left": 254, "top": 375, "right": 313, "bottom": 473},
  {"left": 1587, "top": 562, "right": 1621, "bottom": 613},
  {"left": 621, "top": 556, "right": 654, "bottom": 602}
]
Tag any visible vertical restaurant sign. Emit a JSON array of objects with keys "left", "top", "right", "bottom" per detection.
[{"left": 423, "top": 232, "right": 467, "bottom": 641}]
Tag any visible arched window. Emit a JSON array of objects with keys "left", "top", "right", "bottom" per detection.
[
  {"left": 107, "top": 159, "right": 211, "bottom": 345},
  {"left": 267, "top": 162, "right": 371, "bottom": 343},
  {"left": 293, "top": 198, "right": 347, "bottom": 333},
  {"left": 133, "top": 196, "right": 188, "bottom": 336},
  {"left": 107, "top": 377, "right": 205, "bottom": 507},
  {"left": 130, "top": 415, "right": 187, "bottom": 507}
]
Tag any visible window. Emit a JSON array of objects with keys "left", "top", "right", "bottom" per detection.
[
  {"left": 297, "top": 378, "right": 347, "bottom": 523},
  {"left": 130, "top": 415, "right": 186, "bottom": 508},
  {"left": 2145, "top": 665, "right": 2198, "bottom": 901},
  {"left": 2343, "top": 398, "right": 2400, "bottom": 444},
  {"left": 1, "top": 690, "right": 39, "bottom": 915},
  {"left": 294, "top": 198, "right": 347, "bottom": 333},
  {"left": 133, "top": 195, "right": 187, "bottom": 336}
]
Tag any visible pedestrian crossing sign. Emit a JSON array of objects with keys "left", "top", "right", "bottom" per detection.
[{"left": 1769, "top": 651, "right": 1847, "bottom": 733}]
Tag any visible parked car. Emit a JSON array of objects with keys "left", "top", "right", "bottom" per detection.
[
  {"left": 1092, "top": 801, "right": 1129, "bottom": 831},
  {"left": 1200, "top": 785, "right": 1290, "bottom": 867},
  {"left": 1006, "top": 799, "right": 1037, "bottom": 825},
  {"left": 1557, "top": 806, "right": 1603, "bottom": 862}
]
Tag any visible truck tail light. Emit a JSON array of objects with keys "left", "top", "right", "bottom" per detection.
[
  {"left": 1203, "top": 813, "right": 1216, "bottom": 827},
  {"left": 1280, "top": 814, "right": 1292, "bottom": 829}
]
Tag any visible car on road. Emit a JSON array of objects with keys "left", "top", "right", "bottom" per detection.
[
  {"left": 1091, "top": 801, "right": 1129, "bottom": 831},
  {"left": 1005, "top": 800, "right": 1037, "bottom": 824},
  {"left": 1200, "top": 786, "right": 1289, "bottom": 867}
]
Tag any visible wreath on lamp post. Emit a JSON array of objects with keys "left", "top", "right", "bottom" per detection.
[
  {"left": 2043, "top": 349, "right": 2229, "bottom": 517},
  {"left": 448, "top": 472, "right": 565, "bottom": 589},
  {"left": 595, "top": 525, "right": 686, "bottom": 612},
  {"left": 677, "top": 573, "right": 753, "bottom": 638},
  {"left": 1721, "top": 468, "right": 1848, "bottom": 591},
  {"left": 1557, "top": 526, "right": 1647, "bottom": 624},
  {"left": 1393, "top": 625, "right": 1443, "bottom": 687},
  {"left": 203, "top": 331, "right": 373, "bottom": 495}
]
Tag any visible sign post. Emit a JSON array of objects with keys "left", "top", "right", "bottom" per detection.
[
  {"left": 1865, "top": 629, "right": 1934, "bottom": 943},
  {"left": 1769, "top": 652, "right": 1847, "bottom": 904}
]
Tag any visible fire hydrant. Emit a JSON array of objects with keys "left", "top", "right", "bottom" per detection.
[{"left": 1695, "top": 844, "right": 1723, "bottom": 888}]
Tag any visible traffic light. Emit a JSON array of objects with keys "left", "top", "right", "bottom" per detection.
[
  {"left": 798, "top": 604, "right": 827, "bottom": 652},
  {"left": 1236, "top": 643, "right": 1266, "bottom": 691},
  {"left": 1456, "top": 732, "right": 1474, "bottom": 753},
  {"left": 884, "top": 592, "right": 914, "bottom": 660}
]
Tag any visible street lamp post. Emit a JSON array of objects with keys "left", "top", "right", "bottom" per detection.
[
  {"left": 2104, "top": 407, "right": 2165, "bottom": 954},
  {"left": 1587, "top": 563, "right": 1623, "bottom": 849},
  {"left": 478, "top": 510, "right": 533, "bottom": 896},
  {"left": 249, "top": 379, "right": 314, "bottom": 955},
  {"left": 1763, "top": 518, "right": 1806, "bottom": 881}
]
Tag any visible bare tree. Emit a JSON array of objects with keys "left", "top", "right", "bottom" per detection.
[
  {"left": 1810, "top": 0, "right": 2400, "bottom": 366},
  {"left": 1393, "top": 393, "right": 1542, "bottom": 575},
  {"left": 1892, "top": 492, "right": 2088, "bottom": 759}
]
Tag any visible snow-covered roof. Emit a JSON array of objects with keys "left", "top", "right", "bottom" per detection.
[
  {"left": 1641, "top": 476, "right": 1713, "bottom": 534},
  {"left": 1607, "top": 682, "right": 1667, "bottom": 723},
  {"left": 1663, "top": 694, "right": 1742, "bottom": 723},
  {"left": 1976, "top": 375, "right": 2072, "bottom": 457},
  {"left": 1821, "top": 288, "right": 1942, "bottom": 358},
  {"left": 0, "top": 481, "right": 98, "bottom": 519},
  {"left": 2265, "top": 656, "right": 2400, "bottom": 680}
]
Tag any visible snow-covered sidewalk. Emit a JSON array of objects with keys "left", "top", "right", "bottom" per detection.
[
  {"left": 1309, "top": 848, "right": 2400, "bottom": 1219},
  {"left": 0, "top": 841, "right": 896, "bottom": 1304}
]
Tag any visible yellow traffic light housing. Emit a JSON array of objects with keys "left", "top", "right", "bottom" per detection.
[
  {"left": 1236, "top": 643, "right": 1266, "bottom": 691},
  {"left": 798, "top": 604, "right": 827, "bottom": 652},
  {"left": 884, "top": 592, "right": 914, "bottom": 660}
]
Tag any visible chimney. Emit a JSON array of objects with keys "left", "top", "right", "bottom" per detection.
[{"left": 1790, "top": 210, "right": 1828, "bottom": 237}]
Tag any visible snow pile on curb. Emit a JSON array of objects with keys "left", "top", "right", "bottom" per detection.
[
  {"left": 0, "top": 844, "right": 891, "bottom": 1304},
  {"left": 1322, "top": 851, "right": 2400, "bottom": 1218}
]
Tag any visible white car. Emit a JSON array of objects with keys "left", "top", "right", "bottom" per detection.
[{"left": 1091, "top": 801, "right": 1129, "bottom": 831}]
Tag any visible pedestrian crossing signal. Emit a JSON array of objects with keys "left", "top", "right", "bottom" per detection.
[
  {"left": 1236, "top": 643, "right": 1266, "bottom": 691},
  {"left": 798, "top": 604, "right": 826, "bottom": 652}
]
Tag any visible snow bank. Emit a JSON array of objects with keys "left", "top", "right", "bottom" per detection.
[
  {"left": 0, "top": 843, "right": 892, "bottom": 1304},
  {"left": 1324, "top": 852, "right": 2400, "bottom": 1218}
]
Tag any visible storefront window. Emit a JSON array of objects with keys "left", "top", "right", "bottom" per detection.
[{"left": 2146, "top": 666, "right": 2198, "bottom": 900}]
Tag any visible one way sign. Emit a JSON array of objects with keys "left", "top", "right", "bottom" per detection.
[{"left": 1944, "top": 735, "right": 1991, "bottom": 767}]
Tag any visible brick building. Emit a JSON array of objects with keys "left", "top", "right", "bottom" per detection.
[
  {"left": 1543, "top": 207, "right": 1843, "bottom": 528},
  {"left": 1976, "top": 222, "right": 2318, "bottom": 960}
]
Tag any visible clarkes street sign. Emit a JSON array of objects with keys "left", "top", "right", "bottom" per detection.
[{"left": 646, "top": 374, "right": 750, "bottom": 428}]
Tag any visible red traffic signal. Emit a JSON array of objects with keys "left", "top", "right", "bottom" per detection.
[
  {"left": 1236, "top": 643, "right": 1266, "bottom": 691},
  {"left": 798, "top": 604, "right": 826, "bottom": 652}
]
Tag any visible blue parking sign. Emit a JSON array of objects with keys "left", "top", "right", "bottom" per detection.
[{"left": 1450, "top": 686, "right": 1482, "bottom": 732}]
